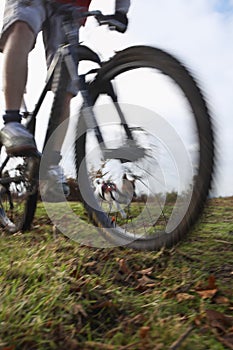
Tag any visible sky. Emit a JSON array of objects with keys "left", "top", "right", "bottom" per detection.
[{"left": 0, "top": 0, "right": 233, "bottom": 197}]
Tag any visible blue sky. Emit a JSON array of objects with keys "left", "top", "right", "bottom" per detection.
[{"left": 215, "top": 0, "right": 233, "bottom": 13}]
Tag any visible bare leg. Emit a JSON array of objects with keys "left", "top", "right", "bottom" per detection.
[
  {"left": 2, "top": 21, "right": 71, "bottom": 155},
  {"left": 0, "top": 22, "right": 38, "bottom": 154},
  {"left": 2, "top": 21, "right": 35, "bottom": 110}
]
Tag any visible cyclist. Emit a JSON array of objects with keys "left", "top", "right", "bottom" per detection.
[{"left": 0, "top": 0, "right": 130, "bottom": 198}]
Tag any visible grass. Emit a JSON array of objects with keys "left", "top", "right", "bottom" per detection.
[{"left": 0, "top": 197, "right": 233, "bottom": 350}]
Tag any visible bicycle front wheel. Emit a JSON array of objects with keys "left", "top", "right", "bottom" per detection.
[{"left": 75, "top": 45, "right": 214, "bottom": 250}]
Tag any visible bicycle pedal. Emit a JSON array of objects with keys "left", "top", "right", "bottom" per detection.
[{"left": 103, "top": 146, "right": 146, "bottom": 163}]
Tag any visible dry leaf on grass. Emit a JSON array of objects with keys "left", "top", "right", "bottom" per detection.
[
  {"left": 196, "top": 289, "right": 218, "bottom": 299},
  {"left": 176, "top": 293, "right": 195, "bottom": 302},
  {"left": 117, "top": 258, "right": 131, "bottom": 274},
  {"left": 195, "top": 275, "right": 218, "bottom": 299},
  {"left": 205, "top": 309, "right": 233, "bottom": 349},
  {"left": 213, "top": 295, "right": 230, "bottom": 305},
  {"left": 139, "top": 326, "right": 150, "bottom": 339}
]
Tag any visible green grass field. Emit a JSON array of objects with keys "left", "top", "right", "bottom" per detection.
[{"left": 0, "top": 197, "right": 233, "bottom": 350}]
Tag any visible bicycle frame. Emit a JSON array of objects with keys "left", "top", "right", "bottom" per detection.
[{"left": 23, "top": 8, "right": 143, "bottom": 163}]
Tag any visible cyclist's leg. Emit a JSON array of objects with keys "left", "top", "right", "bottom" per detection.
[
  {"left": 51, "top": 93, "right": 73, "bottom": 153},
  {"left": 40, "top": 6, "right": 79, "bottom": 198},
  {"left": 0, "top": 0, "right": 46, "bottom": 155},
  {"left": 2, "top": 22, "right": 35, "bottom": 111},
  {"left": 42, "top": 5, "right": 79, "bottom": 152},
  {"left": 39, "top": 91, "right": 74, "bottom": 200}
]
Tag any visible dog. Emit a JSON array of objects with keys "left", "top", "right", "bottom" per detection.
[{"left": 93, "top": 174, "right": 137, "bottom": 219}]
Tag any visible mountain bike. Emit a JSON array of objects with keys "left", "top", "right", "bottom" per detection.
[{"left": 0, "top": 5, "right": 214, "bottom": 250}]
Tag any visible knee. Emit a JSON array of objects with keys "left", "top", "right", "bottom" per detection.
[
  {"left": 10, "top": 21, "right": 33, "bottom": 35},
  {"left": 4, "top": 21, "right": 35, "bottom": 48}
]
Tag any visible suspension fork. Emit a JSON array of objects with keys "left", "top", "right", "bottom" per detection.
[
  {"left": 102, "top": 79, "right": 134, "bottom": 141},
  {"left": 80, "top": 76, "right": 146, "bottom": 163},
  {"left": 78, "top": 75, "right": 107, "bottom": 148},
  {"left": 79, "top": 75, "right": 135, "bottom": 143}
]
